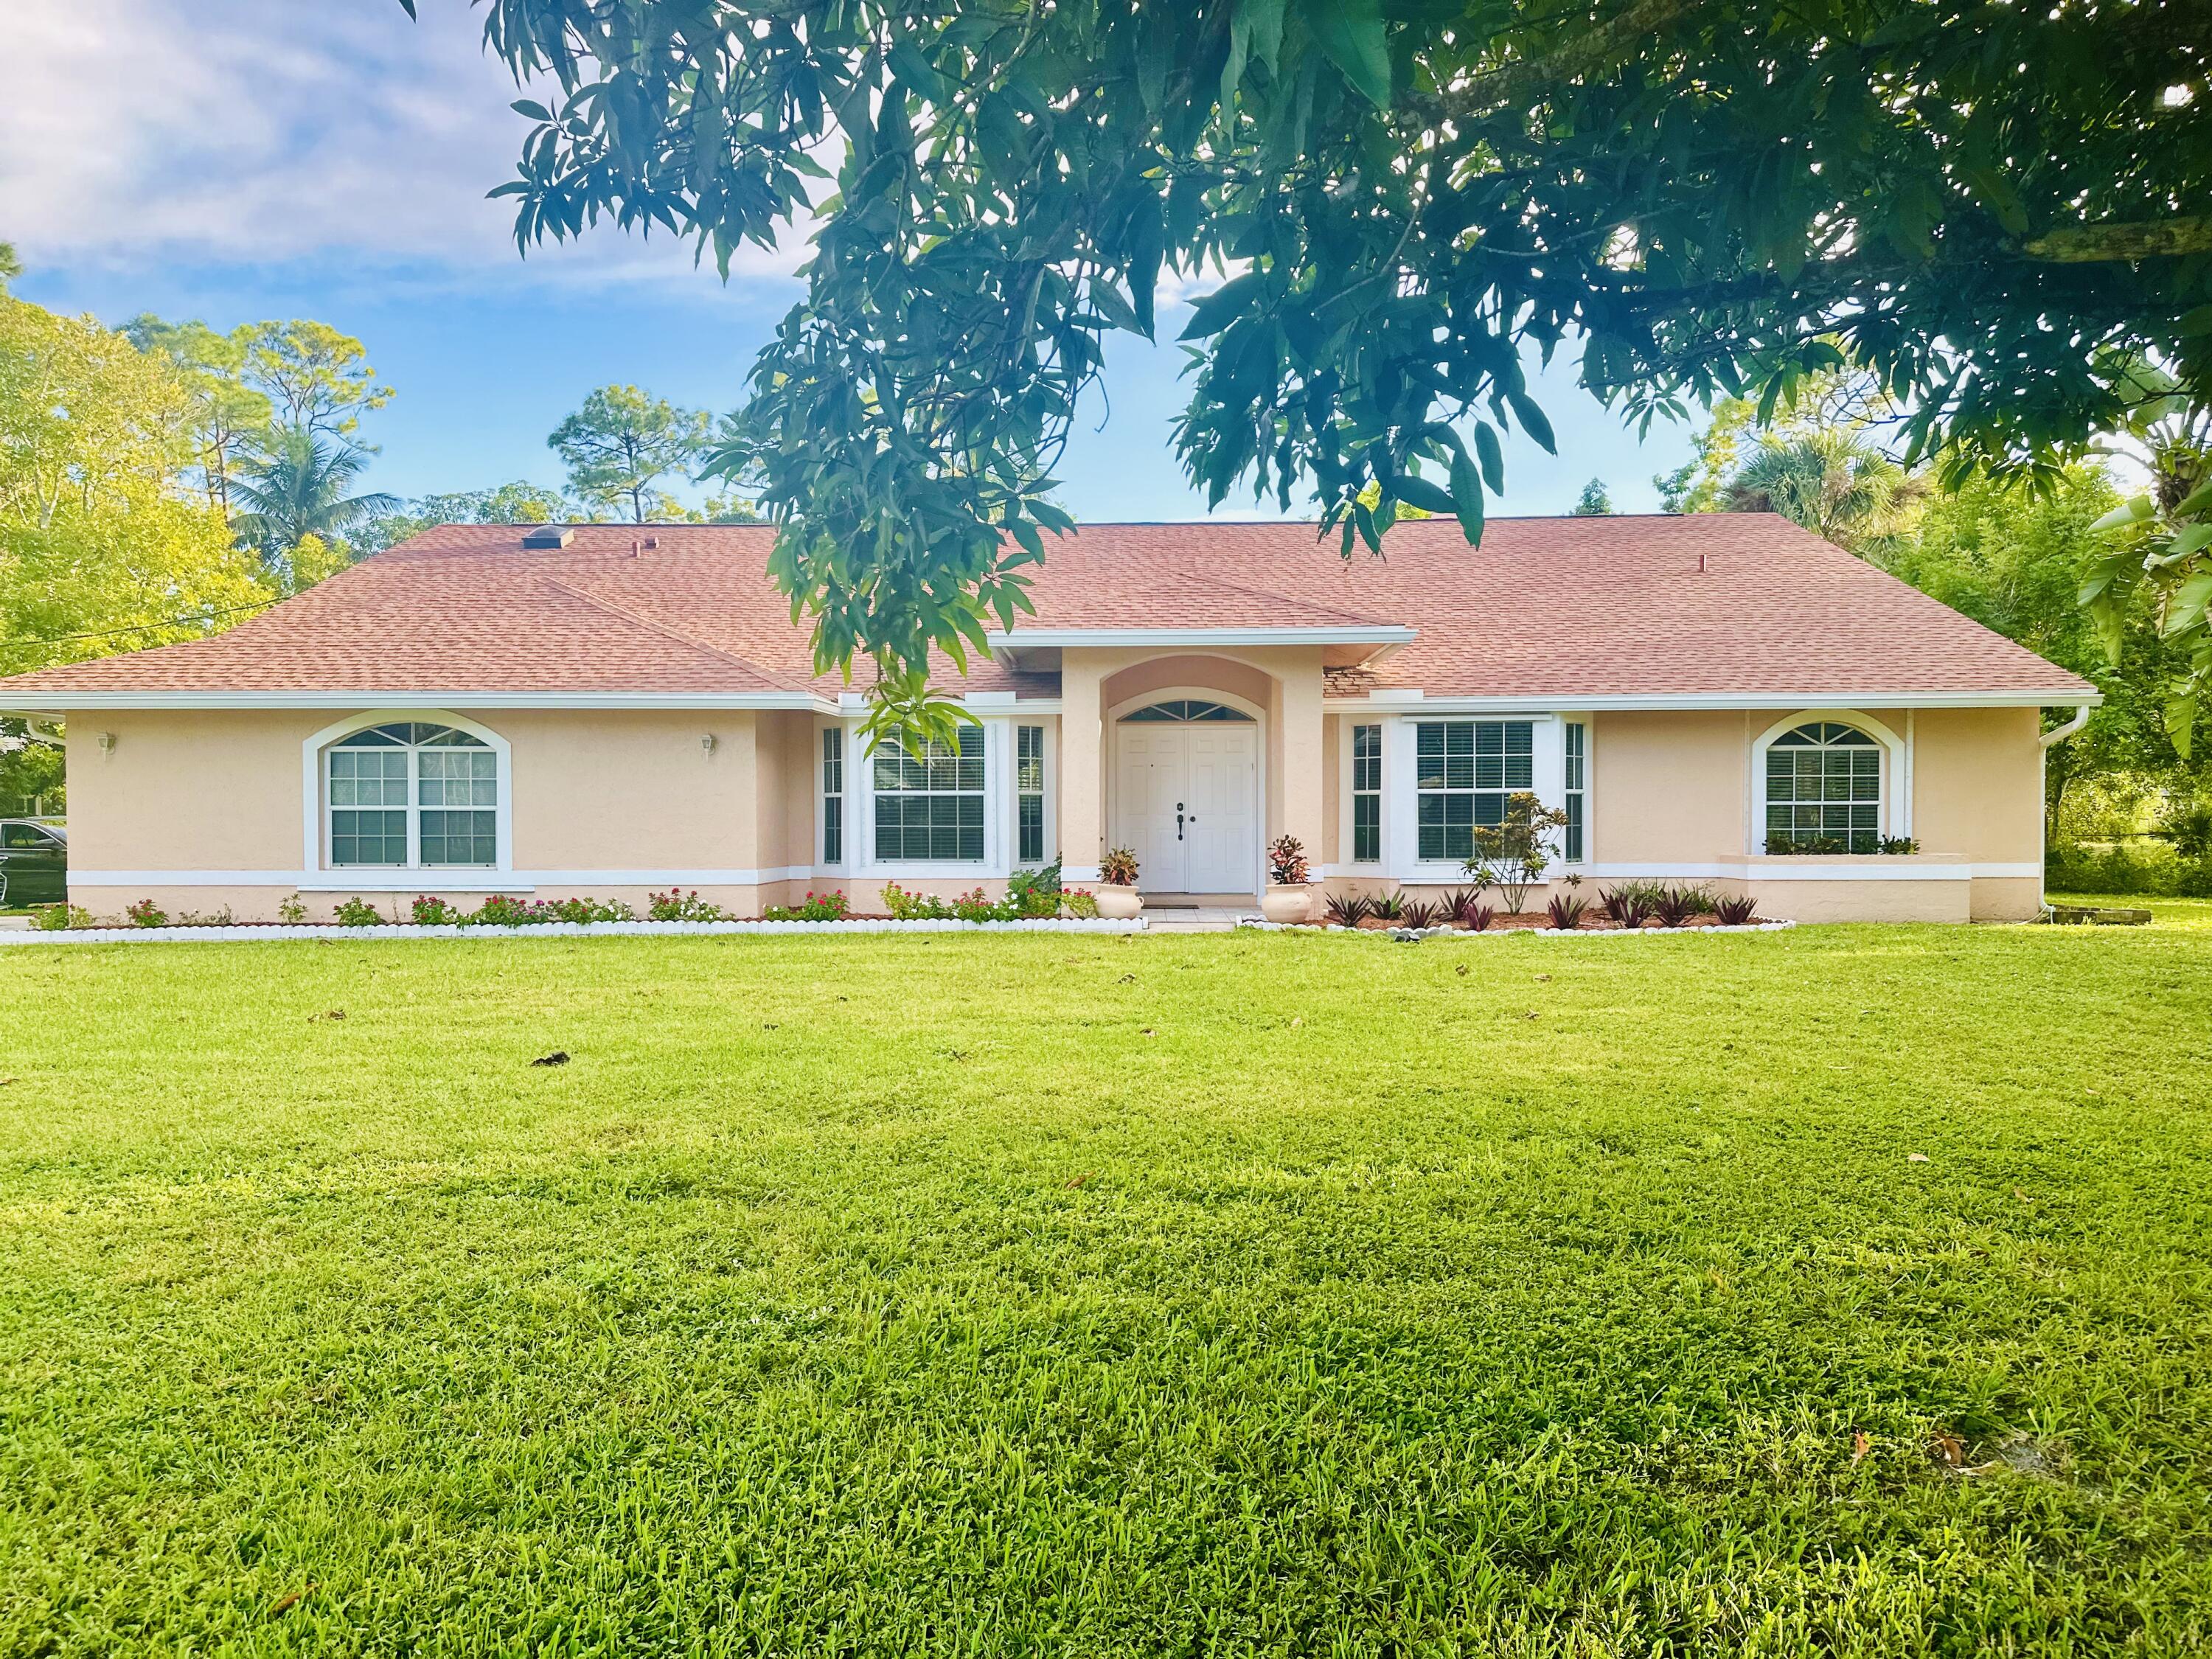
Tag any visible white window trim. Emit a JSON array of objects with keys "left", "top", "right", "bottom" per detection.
[
  {"left": 1012, "top": 717, "right": 1057, "bottom": 869},
  {"left": 1562, "top": 714, "right": 1591, "bottom": 866},
  {"left": 1389, "top": 712, "right": 1562, "bottom": 883},
  {"left": 1748, "top": 709, "right": 1909, "bottom": 853},
  {"left": 817, "top": 720, "right": 849, "bottom": 873},
  {"left": 301, "top": 710, "right": 513, "bottom": 878},
  {"left": 1340, "top": 716, "right": 1385, "bottom": 867},
  {"left": 855, "top": 716, "right": 1010, "bottom": 878}
]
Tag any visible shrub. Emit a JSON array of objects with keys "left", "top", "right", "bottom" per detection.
[
  {"left": 1062, "top": 888, "right": 1099, "bottom": 919},
  {"left": 1099, "top": 846, "right": 1140, "bottom": 886},
  {"left": 411, "top": 895, "right": 465, "bottom": 927},
  {"left": 1546, "top": 892, "right": 1589, "bottom": 930},
  {"left": 1005, "top": 863, "right": 1063, "bottom": 917},
  {"left": 1267, "top": 835, "right": 1310, "bottom": 886},
  {"left": 647, "top": 888, "right": 731, "bottom": 922},
  {"left": 1442, "top": 888, "right": 1487, "bottom": 927},
  {"left": 1714, "top": 894, "right": 1761, "bottom": 925},
  {"left": 1765, "top": 832, "right": 1851, "bottom": 855},
  {"left": 276, "top": 893, "right": 308, "bottom": 925},
  {"left": 2045, "top": 842, "right": 2212, "bottom": 897},
  {"left": 2159, "top": 802, "right": 2212, "bottom": 862},
  {"left": 1601, "top": 888, "right": 1651, "bottom": 928},
  {"left": 33, "top": 904, "right": 92, "bottom": 931},
  {"left": 1464, "top": 791, "right": 1569, "bottom": 914},
  {"left": 124, "top": 899, "right": 167, "bottom": 929},
  {"left": 333, "top": 896, "right": 385, "bottom": 928},
  {"left": 1398, "top": 899, "right": 1441, "bottom": 931},
  {"left": 1323, "top": 892, "right": 1372, "bottom": 927},
  {"left": 1462, "top": 902, "right": 1497, "bottom": 932},
  {"left": 1652, "top": 886, "right": 1711, "bottom": 928},
  {"left": 552, "top": 896, "right": 639, "bottom": 924},
  {"left": 173, "top": 908, "right": 236, "bottom": 928},
  {"left": 882, "top": 882, "right": 953, "bottom": 920},
  {"left": 951, "top": 887, "right": 1004, "bottom": 922},
  {"left": 763, "top": 890, "right": 851, "bottom": 922},
  {"left": 1369, "top": 888, "right": 1405, "bottom": 922},
  {"left": 1877, "top": 835, "right": 1921, "bottom": 855}
]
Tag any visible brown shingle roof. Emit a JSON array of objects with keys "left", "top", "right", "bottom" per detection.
[{"left": 0, "top": 515, "right": 2091, "bottom": 703}]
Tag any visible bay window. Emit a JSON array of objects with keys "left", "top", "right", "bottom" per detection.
[{"left": 873, "top": 726, "right": 987, "bottom": 862}]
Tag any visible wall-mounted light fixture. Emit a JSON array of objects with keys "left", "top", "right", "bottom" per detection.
[
  {"left": 97, "top": 731, "right": 116, "bottom": 756},
  {"left": 700, "top": 733, "right": 718, "bottom": 755}
]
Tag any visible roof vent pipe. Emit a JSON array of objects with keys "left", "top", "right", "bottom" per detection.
[{"left": 1697, "top": 552, "right": 1709, "bottom": 574}]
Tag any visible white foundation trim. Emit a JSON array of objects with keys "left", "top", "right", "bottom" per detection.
[
  {"left": 1315, "top": 860, "right": 2041, "bottom": 882},
  {"left": 1333, "top": 690, "right": 2096, "bottom": 712},
  {"left": 73, "top": 866, "right": 818, "bottom": 891}
]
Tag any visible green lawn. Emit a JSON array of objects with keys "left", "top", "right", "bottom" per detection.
[{"left": 4, "top": 925, "right": 2211, "bottom": 1656}]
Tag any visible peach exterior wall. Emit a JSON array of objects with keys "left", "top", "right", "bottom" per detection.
[
  {"left": 54, "top": 696, "right": 2051, "bottom": 925},
  {"left": 62, "top": 708, "right": 819, "bottom": 922}
]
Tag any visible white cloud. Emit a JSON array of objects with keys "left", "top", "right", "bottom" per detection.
[{"left": 0, "top": 0, "right": 810, "bottom": 287}]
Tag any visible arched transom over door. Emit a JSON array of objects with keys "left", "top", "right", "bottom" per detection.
[{"left": 1114, "top": 700, "right": 1258, "bottom": 893}]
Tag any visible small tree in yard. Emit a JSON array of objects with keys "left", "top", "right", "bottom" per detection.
[{"left": 1464, "top": 792, "right": 1570, "bottom": 914}]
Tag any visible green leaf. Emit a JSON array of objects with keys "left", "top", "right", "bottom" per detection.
[
  {"left": 2088, "top": 495, "right": 2156, "bottom": 533},
  {"left": 2175, "top": 480, "right": 2212, "bottom": 518},
  {"left": 1088, "top": 279, "right": 1145, "bottom": 338},
  {"left": 1178, "top": 272, "right": 1265, "bottom": 340},
  {"left": 1473, "top": 421, "right": 1505, "bottom": 494},
  {"left": 1449, "top": 445, "right": 1486, "bottom": 545},
  {"left": 1506, "top": 391, "right": 1556, "bottom": 456},
  {"left": 1307, "top": 0, "right": 1391, "bottom": 108},
  {"left": 2166, "top": 569, "right": 2212, "bottom": 636},
  {"left": 2163, "top": 685, "right": 2198, "bottom": 759},
  {"left": 2167, "top": 521, "right": 2212, "bottom": 561},
  {"left": 1395, "top": 476, "right": 1456, "bottom": 516},
  {"left": 510, "top": 99, "right": 553, "bottom": 123}
]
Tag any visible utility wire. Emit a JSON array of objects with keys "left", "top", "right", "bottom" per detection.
[{"left": 0, "top": 597, "right": 279, "bottom": 653}]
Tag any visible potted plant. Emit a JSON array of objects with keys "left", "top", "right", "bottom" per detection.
[
  {"left": 1095, "top": 846, "right": 1142, "bottom": 918},
  {"left": 1262, "top": 834, "right": 1318, "bottom": 923}
]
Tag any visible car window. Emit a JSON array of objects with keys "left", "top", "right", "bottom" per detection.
[{"left": 1, "top": 824, "right": 52, "bottom": 849}]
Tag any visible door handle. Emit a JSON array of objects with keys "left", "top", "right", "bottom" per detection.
[{"left": 1176, "top": 802, "right": 1186, "bottom": 840}]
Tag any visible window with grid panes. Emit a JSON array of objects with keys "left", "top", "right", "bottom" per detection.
[
  {"left": 873, "top": 726, "right": 987, "bottom": 861},
  {"left": 1414, "top": 720, "right": 1532, "bottom": 861},
  {"left": 326, "top": 723, "right": 495, "bottom": 867},
  {"left": 1764, "top": 722, "right": 1881, "bottom": 851},
  {"left": 821, "top": 727, "right": 845, "bottom": 863},
  {"left": 1352, "top": 723, "right": 1381, "bottom": 862},
  {"left": 1016, "top": 726, "right": 1046, "bottom": 864}
]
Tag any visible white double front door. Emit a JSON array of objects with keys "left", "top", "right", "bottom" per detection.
[{"left": 1114, "top": 718, "right": 1258, "bottom": 894}]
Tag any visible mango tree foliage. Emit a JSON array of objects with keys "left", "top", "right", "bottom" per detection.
[
  {"left": 419, "top": 0, "right": 2211, "bottom": 731},
  {"left": 0, "top": 292, "right": 271, "bottom": 675}
]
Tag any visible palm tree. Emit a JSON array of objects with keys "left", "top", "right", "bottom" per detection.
[
  {"left": 1727, "top": 430, "right": 1927, "bottom": 559},
  {"left": 232, "top": 426, "right": 400, "bottom": 576}
]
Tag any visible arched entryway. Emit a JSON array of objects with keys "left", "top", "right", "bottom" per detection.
[{"left": 1109, "top": 693, "right": 1261, "bottom": 894}]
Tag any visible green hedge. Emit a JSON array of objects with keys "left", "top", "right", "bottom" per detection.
[{"left": 2046, "top": 843, "right": 2212, "bottom": 897}]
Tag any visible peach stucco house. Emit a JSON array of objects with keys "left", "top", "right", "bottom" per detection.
[{"left": 0, "top": 515, "right": 2095, "bottom": 923}]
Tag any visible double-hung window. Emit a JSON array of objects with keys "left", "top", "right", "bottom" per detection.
[
  {"left": 1563, "top": 721, "right": 1587, "bottom": 863},
  {"left": 821, "top": 727, "right": 845, "bottom": 864},
  {"left": 1351, "top": 723, "right": 1382, "bottom": 863},
  {"left": 1016, "top": 726, "right": 1046, "bottom": 865},
  {"left": 327, "top": 723, "right": 496, "bottom": 868},
  {"left": 873, "top": 726, "right": 986, "bottom": 862},
  {"left": 1414, "top": 720, "right": 1532, "bottom": 861}
]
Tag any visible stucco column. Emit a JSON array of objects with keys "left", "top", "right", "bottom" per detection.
[
  {"left": 1276, "top": 658, "right": 1327, "bottom": 864},
  {"left": 1059, "top": 653, "right": 1105, "bottom": 880}
]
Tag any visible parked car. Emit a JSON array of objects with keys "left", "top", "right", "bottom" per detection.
[{"left": 0, "top": 819, "right": 66, "bottom": 906}]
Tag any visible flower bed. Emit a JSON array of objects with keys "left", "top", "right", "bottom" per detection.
[{"left": 0, "top": 917, "right": 1144, "bottom": 947}]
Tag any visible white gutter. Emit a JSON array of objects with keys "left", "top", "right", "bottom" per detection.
[
  {"left": 0, "top": 691, "right": 838, "bottom": 714},
  {"left": 2039, "top": 703, "right": 2093, "bottom": 748},
  {"left": 1341, "top": 689, "right": 2103, "bottom": 714}
]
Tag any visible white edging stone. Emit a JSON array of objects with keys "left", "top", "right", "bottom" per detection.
[
  {"left": 1238, "top": 919, "right": 1798, "bottom": 938},
  {"left": 0, "top": 917, "right": 1147, "bottom": 947}
]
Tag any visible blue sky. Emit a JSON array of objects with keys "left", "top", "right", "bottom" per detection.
[{"left": 3, "top": 0, "right": 1697, "bottom": 521}]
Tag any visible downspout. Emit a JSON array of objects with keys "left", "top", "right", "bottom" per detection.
[
  {"left": 2039, "top": 705, "right": 2092, "bottom": 749},
  {"left": 2037, "top": 705, "right": 2092, "bottom": 911}
]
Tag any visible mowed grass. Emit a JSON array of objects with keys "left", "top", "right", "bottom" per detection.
[{"left": 3, "top": 924, "right": 2211, "bottom": 1657}]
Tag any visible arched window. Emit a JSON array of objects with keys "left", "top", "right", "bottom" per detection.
[
  {"left": 1121, "top": 699, "right": 1253, "bottom": 722},
  {"left": 326, "top": 722, "right": 498, "bottom": 868},
  {"left": 1764, "top": 721, "right": 1881, "bottom": 853}
]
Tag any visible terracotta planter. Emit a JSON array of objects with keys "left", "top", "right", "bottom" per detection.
[
  {"left": 1259, "top": 883, "right": 1316, "bottom": 925},
  {"left": 1094, "top": 883, "right": 1143, "bottom": 919}
]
